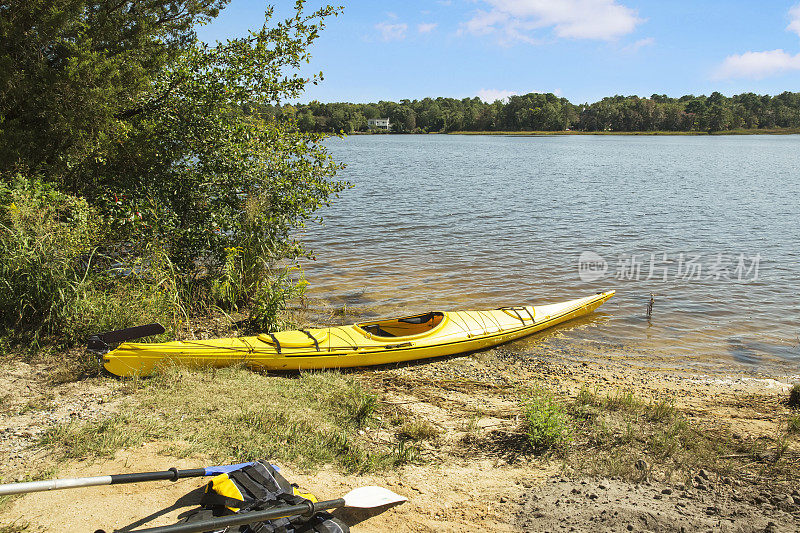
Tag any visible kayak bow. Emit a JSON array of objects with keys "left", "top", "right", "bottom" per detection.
[{"left": 98, "top": 291, "right": 615, "bottom": 377}]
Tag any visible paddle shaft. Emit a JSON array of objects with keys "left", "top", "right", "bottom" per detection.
[
  {"left": 126, "top": 498, "right": 345, "bottom": 533},
  {"left": 0, "top": 468, "right": 205, "bottom": 496}
]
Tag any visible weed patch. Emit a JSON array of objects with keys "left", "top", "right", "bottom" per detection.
[{"left": 522, "top": 391, "right": 573, "bottom": 454}]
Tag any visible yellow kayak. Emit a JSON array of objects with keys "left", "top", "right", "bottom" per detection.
[{"left": 100, "top": 291, "right": 615, "bottom": 377}]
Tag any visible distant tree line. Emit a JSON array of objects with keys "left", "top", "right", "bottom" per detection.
[{"left": 264, "top": 91, "right": 800, "bottom": 133}]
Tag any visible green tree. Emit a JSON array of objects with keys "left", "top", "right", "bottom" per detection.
[
  {"left": 0, "top": 0, "right": 347, "bottom": 341},
  {"left": 0, "top": 0, "right": 228, "bottom": 183}
]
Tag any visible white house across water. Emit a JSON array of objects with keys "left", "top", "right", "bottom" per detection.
[{"left": 367, "top": 118, "right": 390, "bottom": 131}]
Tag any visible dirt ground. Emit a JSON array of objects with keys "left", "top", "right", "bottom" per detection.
[{"left": 1, "top": 346, "right": 799, "bottom": 532}]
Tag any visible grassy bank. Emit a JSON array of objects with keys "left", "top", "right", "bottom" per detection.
[
  {"left": 518, "top": 386, "right": 799, "bottom": 484},
  {"left": 39, "top": 366, "right": 422, "bottom": 473},
  {"left": 27, "top": 360, "right": 800, "bottom": 484},
  {"left": 2, "top": 348, "right": 799, "bottom": 531},
  {"left": 448, "top": 128, "right": 800, "bottom": 136}
]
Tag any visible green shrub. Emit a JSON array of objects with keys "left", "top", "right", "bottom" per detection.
[
  {"left": 249, "top": 267, "right": 307, "bottom": 333},
  {"left": 0, "top": 177, "right": 181, "bottom": 352},
  {"left": 523, "top": 391, "right": 573, "bottom": 453}
]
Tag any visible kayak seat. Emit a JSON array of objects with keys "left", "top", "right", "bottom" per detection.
[
  {"left": 361, "top": 325, "right": 397, "bottom": 337},
  {"left": 358, "top": 312, "right": 444, "bottom": 338}
]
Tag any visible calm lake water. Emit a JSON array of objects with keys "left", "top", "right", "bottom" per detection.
[{"left": 299, "top": 134, "right": 800, "bottom": 377}]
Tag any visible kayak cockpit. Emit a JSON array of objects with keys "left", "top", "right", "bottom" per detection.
[{"left": 357, "top": 312, "right": 444, "bottom": 338}]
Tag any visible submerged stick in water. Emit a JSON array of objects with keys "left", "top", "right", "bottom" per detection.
[{"left": 646, "top": 293, "right": 655, "bottom": 319}]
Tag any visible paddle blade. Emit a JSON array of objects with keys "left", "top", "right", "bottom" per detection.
[
  {"left": 342, "top": 486, "right": 406, "bottom": 508},
  {"left": 203, "top": 462, "right": 255, "bottom": 476},
  {"left": 99, "top": 323, "right": 166, "bottom": 344}
]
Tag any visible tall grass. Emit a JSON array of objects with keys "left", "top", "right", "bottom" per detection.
[
  {"left": 0, "top": 177, "right": 183, "bottom": 356},
  {"left": 0, "top": 177, "right": 306, "bottom": 363}
]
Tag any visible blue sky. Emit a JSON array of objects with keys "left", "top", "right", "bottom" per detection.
[{"left": 195, "top": 1, "right": 800, "bottom": 104}]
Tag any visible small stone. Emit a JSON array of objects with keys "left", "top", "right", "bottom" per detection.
[
  {"left": 589, "top": 493, "right": 599, "bottom": 500},
  {"left": 627, "top": 525, "right": 633, "bottom": 531},
  {"left": 499, "top": 496, "right": 507, "bottom": 503},
  {"left": 598, "top": 483, "right": 607, "bottom": 490},
  {"left": 698, "top": 469, "right": 709, "bottom": 480},
  {"left": 653, "top": 494, "right": 662, "bottom": 500},
  {"left": 661, "top": 488, "right": 673, "bottom": 495}
]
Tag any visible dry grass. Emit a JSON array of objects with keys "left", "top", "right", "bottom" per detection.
[
  {"left": 39, "top": 366, "right": 413, "bottom": 472},
  {"left": 0, "top": 521, "right": 30, "bottom": 533},
  {"left": 397, "top": 419, "right": 440, "bottom": 442}
]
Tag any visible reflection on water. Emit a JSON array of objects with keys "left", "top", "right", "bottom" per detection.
[{"left": 298, "top": 134, "right": 800, "bottom": 375}]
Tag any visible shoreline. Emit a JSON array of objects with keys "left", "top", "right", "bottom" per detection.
[
  {"left": 1, "top": 342, "right": 798, "bottom": 531},
  {"left": 345, "top": 128, "right": 800, "bottom": 136},
  {"left": 451, "top": 128, "right": 800, "bottom": 136}
]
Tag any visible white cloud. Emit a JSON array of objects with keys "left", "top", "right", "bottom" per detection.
[
  {"left": 477, "top": 88, "right": 562, "bottom": 103},
  {"left": 477, "top": 89, "right": 518, "bottom": 102},
  {"left": 462, "top": 0, "right": 642, "bottom": 44},
  {"left": 376, "top": 22, "right": 408, "bottom": 42},
  {"left": 622, "top": 36, "right": 655, "bottom": 53},
  {"left": 418, "top": 22, "right": 438, "bottom": 34},
  {"left": 713, "top": 4, "right": 800, "bottom": 80},
  {"left": 788, "top": 3, "right": 800, "bottom": 37},
  {"left": 714, "top": 49, "right": 800, "bottom": 79}
]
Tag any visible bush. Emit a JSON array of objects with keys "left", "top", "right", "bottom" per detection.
[
  {"left": 0, "top": 177, "right": 93, "bottom": 335},
  {"left": 0, "top": 177, "right": 180, "bottom": 352},
  {"left": 0, "top": 3, "right": 345, "bottom": 355},
  {"left": 523, "top": 391, "right": 573, "bottom": 454}
]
